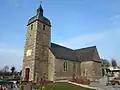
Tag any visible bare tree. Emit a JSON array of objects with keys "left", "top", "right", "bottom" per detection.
[
  {"left": 111, "top": 58, "right": 117, "bottom": 68},
  {"left": 3, "top": 65, "right": 9, "bottom": 72},
  {"left": 11, "top": 66, "right": 16, "bottom": 74},
  {"left": 101, "top": 58, "right": 110, "bottom": 67},
  {"left": 19, "top": 70, "right": 22, "bottom": 76}
]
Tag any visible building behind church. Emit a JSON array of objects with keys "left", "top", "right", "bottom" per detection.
[{"left": 22, "top": 4, "right": 102, "bottom": 82}]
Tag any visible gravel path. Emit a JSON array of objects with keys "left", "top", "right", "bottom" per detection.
[{"left": 90, "top": 76, "right": 120, "bottom": 90}]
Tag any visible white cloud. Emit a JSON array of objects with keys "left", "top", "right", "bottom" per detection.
[
  {"left": 0, "top": 43, "right": 23, "bottom": 54},
  {"left": 110, "top": 15, "right": 120, "bottom": 21},
  {"left": 110, "top": 15, "right": 120, "bottom": 25},
  {"left": 0, "top": 28, "right": 119, "bottom": 70},
  {"left": 57, "top": 32, "right": 106, "bottom": 49},
  {"left": 55, "top": 29, "right": 120, "bottom": 63},
  {"left": 0, "top": 43, "right": 23, "bottom": 71},
  {"left": 0, "top": 48, "right": 23, "bottom": 55}
]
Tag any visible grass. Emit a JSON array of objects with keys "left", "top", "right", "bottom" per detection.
[{"left": 37, "top": 82, "right": 95, "bottom": 90}]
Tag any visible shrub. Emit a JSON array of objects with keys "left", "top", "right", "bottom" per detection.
[
  {"left": 71, "top": 76, "right": 90, "bottom": 85},
  {"left": 19, "top": 85, "right": 24, "bottom": 90}
]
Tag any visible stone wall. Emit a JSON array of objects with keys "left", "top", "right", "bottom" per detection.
[
  {"left": 93, "top": 61, "right": 102, "bottom": 76},
  {"left": 54, "top": 58, "right": 74, "bottom": 80},
  {"left": 48, "top": 49, "right": 55, "bottom": 81},
  {"left": 22, "top": 19, "right": 51, "bottom": 82},
  {"left": 22, "top": 21, "right": 38, "bottom": 81},
  {"left": 33, "top": 21, "right": 51, "bottom": 81},
  {"left": 81, "top": 61, "right": 94, "bottom": 77},
  {"left": 81, "top": 61, "right": 102, "bottom": 78},
  {"left": 75, "top": 61, "right": 81, "bottom": 77}
]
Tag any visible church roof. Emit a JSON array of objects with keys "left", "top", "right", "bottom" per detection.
[
  {"left": 51, "top": 43, "right": 101, "bottom": 62},
  {"left": 51, "top": 43, "right": 76, "bottom": 61},
  {"left": 75, "top": 46, "right": 96, "bottom": 52},
  {"left": 75, "top": 46, "right": 101, "bottom": 62}
]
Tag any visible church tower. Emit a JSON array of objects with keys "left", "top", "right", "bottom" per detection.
[{"left": 22, "top": 4, "right": 51, "bottom": 81}]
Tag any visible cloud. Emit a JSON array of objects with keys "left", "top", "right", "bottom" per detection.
[
  {"left": 7, "top": 0, "right": 20, "bottom": 8},
  {"left": 110, "top": 15, "right": 120, "bottom": 21},
  {"left": 57, "top": 32, "right": 106, "bottom": 49},
  {"left": 0, "top": 43, "right": 23, "bottom": 71},
  {"left": 110, "top": 15, "right": 120, "bottom": 25},
  {"left": 0, "top": 27, "right": 24, "bottom": 71},
  {"left": 102, "top": 29, "right": 120, "bottom": 61},
  {"left": 15, "top": 3, "right": 20, "bottom": 8},
  {"left": 0, "top": 47, "right": 23, "bottom": 55},
  {"left": 0, "top": 42, "right": 23, "bottom": 53},
  {"left": 56, "top": 29, "right": 120, "bottom": 63}
]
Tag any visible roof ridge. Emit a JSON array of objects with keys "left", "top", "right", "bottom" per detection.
[
  {"left": 51, "top": 42, "right": 74, "bottom": 51},
  {"left": 75, "top": 46, "right": 96, "bottom": 51}
]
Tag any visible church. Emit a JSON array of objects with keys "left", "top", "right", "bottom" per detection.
[{"left": 22, "top": 4, "right": 102, "bottom": 82}]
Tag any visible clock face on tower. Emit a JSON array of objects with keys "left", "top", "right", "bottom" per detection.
[{"left": 26, "top": 49, "right": 32, "bottom": 56}]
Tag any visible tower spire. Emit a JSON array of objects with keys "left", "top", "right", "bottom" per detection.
[
  {"left": 40, "top": 0, "right": 42, "bottom": 6},
  {"left": 37, "top": 0, "right": 43, "bottom": 17}
]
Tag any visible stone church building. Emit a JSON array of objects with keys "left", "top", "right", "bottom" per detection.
[{"left": 22, "top": 4, "right": 102, "bottom": 82}]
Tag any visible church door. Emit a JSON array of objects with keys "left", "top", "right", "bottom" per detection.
[{"left": 25, "top": 68, "right": 30, "bottom": 81}]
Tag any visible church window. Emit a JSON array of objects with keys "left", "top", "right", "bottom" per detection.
[
  {"left": 31, "top": 24, "right": 33, "bottom": 30},
  {"left": 64, "top": 62, "right": 66, "bottom": 71},
  {"left": 43, "top": 24, "right": 45, "bottom": 30},
  {"left": 64, "top": 61, "right": 68, "bottom": 71}
]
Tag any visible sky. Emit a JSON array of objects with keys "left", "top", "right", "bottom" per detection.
[{"left": 0, "top": 0, "right": 120, "bottom": 71}]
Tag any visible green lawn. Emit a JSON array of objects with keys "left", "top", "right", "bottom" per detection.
[{"left": 37, "top": 82, "right": 95, "bottom": 90}]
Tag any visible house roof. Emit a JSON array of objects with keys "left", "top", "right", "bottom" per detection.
[{"left": 51, "top": 43, "right": 76, "bottom": 61}]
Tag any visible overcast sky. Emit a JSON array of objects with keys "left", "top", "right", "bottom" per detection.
[{"left": 0, "top": 0, "right": 120, "bottom": 71}]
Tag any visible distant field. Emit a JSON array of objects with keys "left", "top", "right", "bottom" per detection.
[{"left": 38, "top": 82, "right": 95, "bottom": 90}]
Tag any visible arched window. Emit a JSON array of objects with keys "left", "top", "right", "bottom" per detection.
[{"left": 63, "top": 61, "right": 68, "bottom": 71}]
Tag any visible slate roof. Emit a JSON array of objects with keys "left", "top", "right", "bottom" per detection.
[
  {"left": 51, "top": 43, "right": 76, "bottom": 61},
  {"left": 27, "top": 15, "right": 51, "bottom": 26},
  {"left": 75, "top": 46, "right": 98, "bottom": 61},
  {"left": 27, "top": 5, "right": 51, "bottom": 26},
  {"left": 51, "top": 43, "right": 100, "bottom": 62}
]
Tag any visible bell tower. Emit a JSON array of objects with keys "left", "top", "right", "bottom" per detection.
[{"left": 22, "top": 4, "right": 51, "bottom": 81}]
